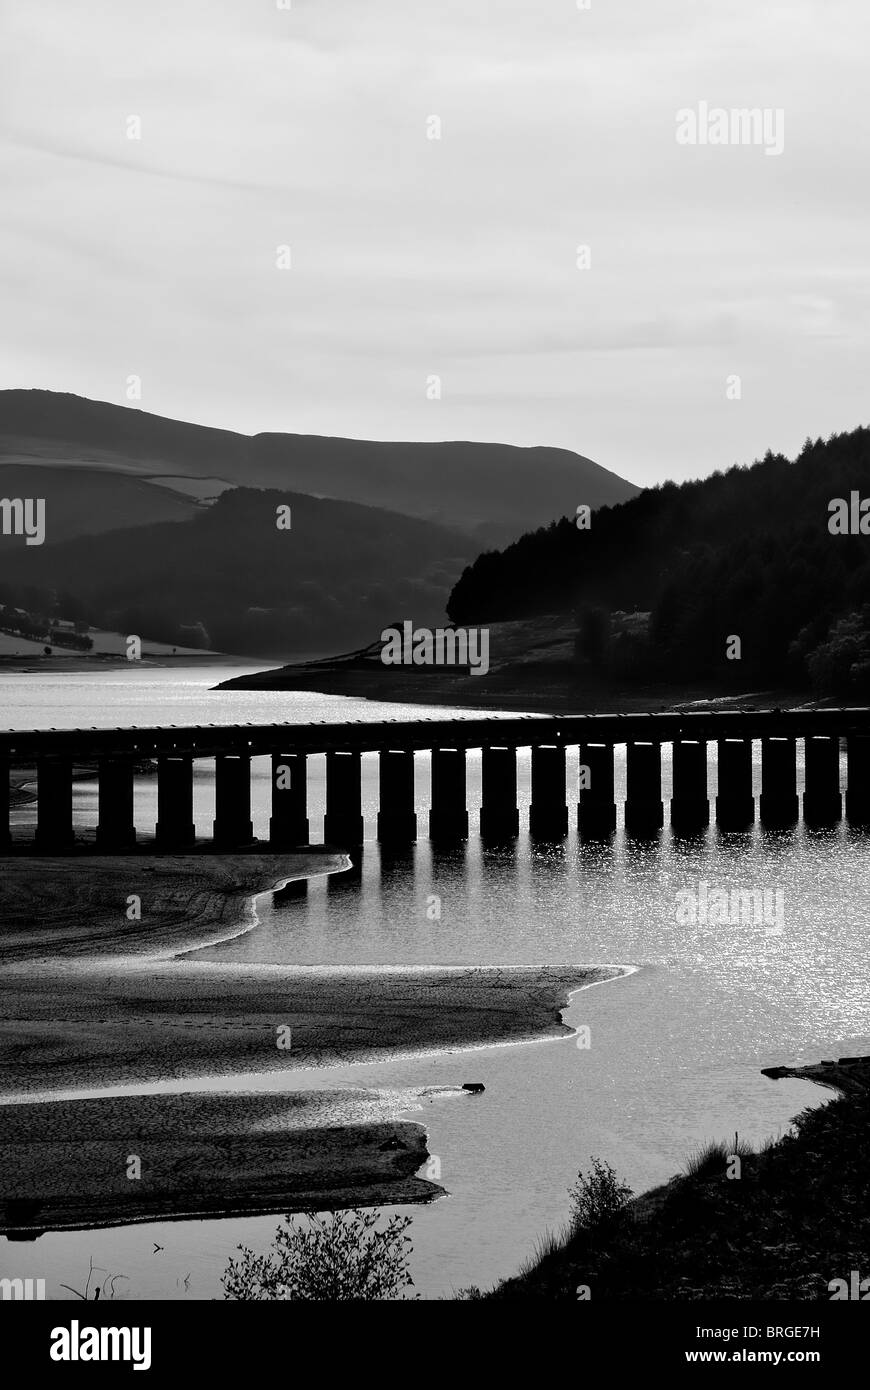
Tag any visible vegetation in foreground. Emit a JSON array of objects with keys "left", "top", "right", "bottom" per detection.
[
  {"left": 484, "top": 1091, "right": 870, "bottom": 1300},
  {"left": 222, "top": 1209, "right": 416, "bottom": 1301},
  {"left": 218, "top": 1086, "right": 869, "bottom": 1302}
]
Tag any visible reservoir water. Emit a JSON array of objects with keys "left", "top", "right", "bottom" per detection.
[{"left": 2, "top": 666, "right": 868, "bottom": 1299}]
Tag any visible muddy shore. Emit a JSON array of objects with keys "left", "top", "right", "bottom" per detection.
[{"left": 0, "top": 855, "right": 623, "bottom": 1233}]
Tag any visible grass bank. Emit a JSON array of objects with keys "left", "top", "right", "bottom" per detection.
[{"left": 482, "top": 1065, "right": 870, "bottom": 1300}]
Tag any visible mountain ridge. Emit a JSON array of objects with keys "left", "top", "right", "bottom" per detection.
[{"left": 0, "top": 389, "right": 640, "bottom": 545}]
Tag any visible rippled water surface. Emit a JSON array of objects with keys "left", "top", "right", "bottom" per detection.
[{"left": 2, "top": 668, "right": 868, "bottom": 1299}]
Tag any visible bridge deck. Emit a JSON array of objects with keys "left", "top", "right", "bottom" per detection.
[
  {"left": 2, "top": 707, "right": 869, "bottom": 759},
  {"left": 2, "top": 709, "right": 868, "bottom": 852}
]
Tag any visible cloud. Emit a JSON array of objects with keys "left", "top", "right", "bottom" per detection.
[{"left": 1, "top": 0, "right": 869, "bottom": 485}]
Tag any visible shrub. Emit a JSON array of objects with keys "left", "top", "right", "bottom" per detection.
[
  {"left": 803, "top": 608, "right": 870, "bottom": 696},
  {"left": 222, "top": 1208, "right": 416, "bottom": 1301},
  {"left": 569, "top": 1157, "right": 633, "bottom": 1235}
]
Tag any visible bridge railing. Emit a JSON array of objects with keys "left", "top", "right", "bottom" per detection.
[{"left": 1, "top": 712, "right": 868, "bottom": 852}]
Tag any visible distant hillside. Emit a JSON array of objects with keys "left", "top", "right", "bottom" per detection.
[
  {"left": 0, "top": 463, "right": 205, "bottom": 542},
  {"left": 245, "top": 433, "right": 638, "bottom": 544},
  {"left": 0, "top": 390, "right": 639, "bottom": 547},
  {"left": 0, "top": 487, "right": 474, "bottom": 659},
  {"left": 447, "top": 429, "right": 870, "bottom": 696}
]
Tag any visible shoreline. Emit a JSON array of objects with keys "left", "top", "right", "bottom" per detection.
[
  {"left": 12, "top": 966, "right": 638, "bottom": 1109},
  {"left": 214, "top": 653, "right": 814, "bottom": 717},
  {"left": 0, "top": 1089, "right": 452, "bottom": 1239},
  {"left": 490, "top": 1057, "right": 868, "bottom": 1300},
  {"left": 0, "top": 854, "right": 629, "bottom": 1236},
  {"left": 1, "top": 854, "right": 847, "bottom": 1283},
  {"left": 1, "top": 952, "right": 625, "bottom": 1098},
  {"left": 0, "top": 855, "right": 630, "bottom": 1096}
]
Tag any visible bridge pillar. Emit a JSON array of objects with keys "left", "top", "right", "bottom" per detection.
[
  {"left": 577, "top": 743, "right": 616, "bottom": 835},
  {"left": 624, "top": 742, "right": 663, "bottom": 834},
  {"left": 324, "top": 750, "right": 365, "bottom": 846},
  {"left": 480, "top": 745, "right": 519, "bottom": 839},
  {"left": 269, "top": 753, "right": 309, "bottom": 846},
  {"left": 155, "top": 756, "right": 196, "bottom": 849},
  {"left": 428, "top": 748, "right": 468, "bottom": 840},
  {"left": 529, "top": 744, "right": 568, "bottom": 837},
  {"left": 96, "top": 758, "right": 136, "bottom": 850},
  {"left": 670, "top": 740, "right": 709, "bottom": 832},
  {"left": 35, "top": 757, "right": 75, "bottom": 850},
  {"left": 759, "top": 737, "right": 799, "bottom": 826},
  {"left": 802, "top": 736, "right": 842, "bottom": 825},
  {"left": 0, "top": 757, "right": 10, "bottom": 847},
  {"left": 715, "top": 739, "right": 754, "bottom": 829},
  {"left": 377, "top": 749, "right": 417, "bottom": 843},
  {"left": 213, "top": 754, "right": 254, "bottom": 847},
  {"left": 846, "top": 735, "right": 870, "bottom": 823}
]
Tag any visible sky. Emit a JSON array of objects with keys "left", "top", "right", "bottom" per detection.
[{"left": 1, "top": 0, "right": 869, "bottom": 488}]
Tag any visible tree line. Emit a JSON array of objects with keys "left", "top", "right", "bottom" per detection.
[{"left": 447, "top": 429, "right": 870, "bottom": 696}]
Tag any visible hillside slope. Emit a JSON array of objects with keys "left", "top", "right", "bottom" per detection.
[
  {"left": 486, "top": 1065, "right": 870, "bottom": 1301},
  {"left": 447, "top": 429, "right": 870, "bottom": 692},
  {"left": 0, "top": 464, "right": 204, "bottom": 542},
  {"left": 0, "top": 486, "right": 474, "bottom": 659},
  {"left": 0, "top": 390, "right": 639, "bottom": 546}
]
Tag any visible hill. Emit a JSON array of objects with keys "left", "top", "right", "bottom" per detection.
[
  {"left": 480, "top": 1062, "right": 870, "bottom": 1301},
  {"left": 447, "top": 429, "right": 870, "bottom": 697},
  {"left": 0, "top": 487, "right": 475, "bottom": 659},
  {"left": 0, "top": 463, "right": 207, "bottom": 543},
  {"left": 0, "top": 390, "right": 639, "bottom": 547}
]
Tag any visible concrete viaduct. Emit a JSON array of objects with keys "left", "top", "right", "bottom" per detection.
[{"left": 1, "top": 709, "right": 869, "bottom": 853}]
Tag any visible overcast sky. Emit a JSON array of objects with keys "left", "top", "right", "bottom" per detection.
[{"left": 1, "top": 0, "right": 869, "bottom": 487}]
